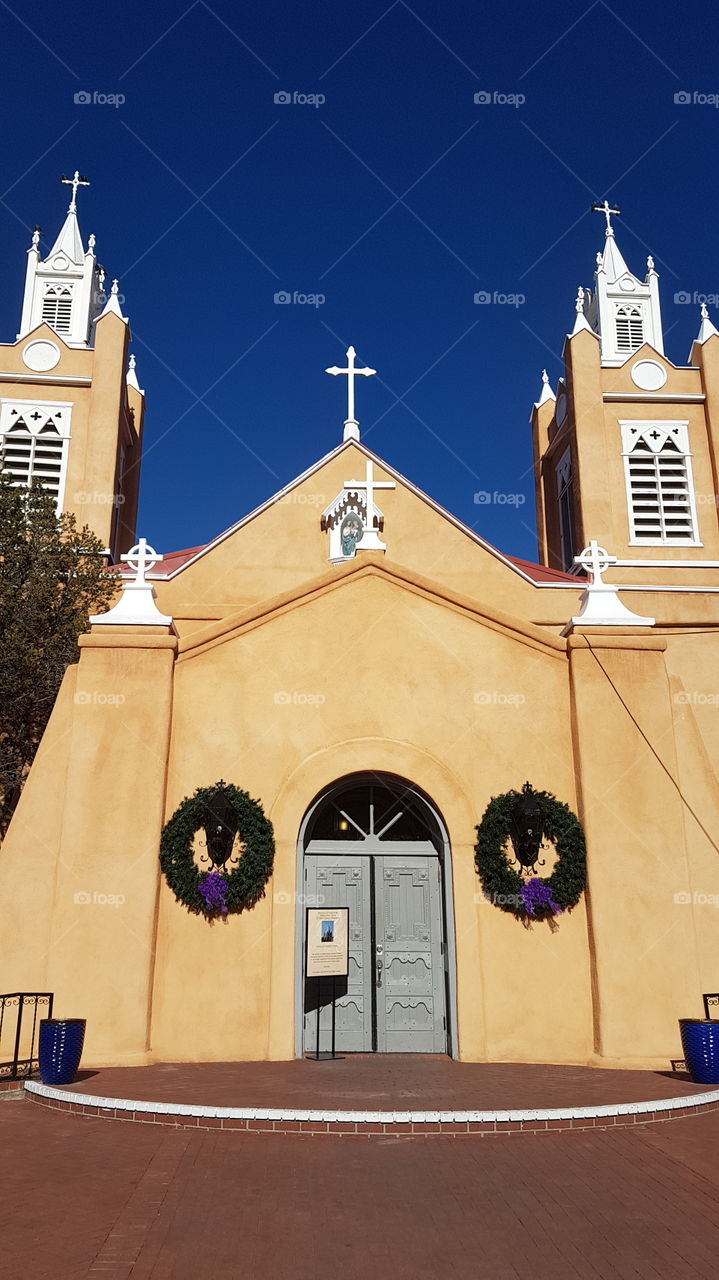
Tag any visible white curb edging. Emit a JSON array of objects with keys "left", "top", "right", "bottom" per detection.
[{"left": 23, "top": 1079, "right": 719, "bottom": 1125}]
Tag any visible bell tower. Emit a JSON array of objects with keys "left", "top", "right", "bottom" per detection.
[
  {"left": 0, "top": 172, "right": 144, "bottom": 560},
  {"left": 531, "top": 204, "right": 719, "bottom": 575}
]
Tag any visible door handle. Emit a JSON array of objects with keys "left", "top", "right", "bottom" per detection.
[{"left": 376, "top": 957, "right": 383, "bottom": 987}]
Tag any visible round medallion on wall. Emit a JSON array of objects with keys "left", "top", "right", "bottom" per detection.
[
  {"left": 22, "top": 339, "right": 61, "bottom": 372},
  {"left": 618, "top": 276, "right": 636, "bottom": 292},
  {"left": 630, "top": 359, "right": 667, "bottom": 391},
  {"left": 51, "top": 255, "right": 69, "bottom": 271},
  {"left": 555, "top": 389, "right": 567, "bottom": 427}
]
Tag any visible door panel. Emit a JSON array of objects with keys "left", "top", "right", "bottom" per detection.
[
  {"left": 303, "top": 855, "right": 372, "bottom": 1053},
  {"left": 375, "top": 856, "right": 446, "bottom": 1053},
  {"left": 303, "top": 852, "right": 447, "bottom": 1054}
]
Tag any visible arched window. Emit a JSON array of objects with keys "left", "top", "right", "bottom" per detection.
[
  {"left": 615, "top": 304, "right": 644, "bottom": 354},
  {"left": 41, "top": 286, "right": 73, "bottom": 334},
  {"left": 555, "top": 447, "right": 576, "bottom": 571},
  {"left": 621, "top": 421, "right": 699, "bottom": 544}
]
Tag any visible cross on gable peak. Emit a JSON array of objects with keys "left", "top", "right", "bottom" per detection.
[{"left": 325, "top": 344, "right": 377, "bottom": 442}]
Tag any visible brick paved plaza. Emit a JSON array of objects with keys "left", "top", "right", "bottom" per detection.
[{"left": 3, "top": 1061, "right": 719, "bottom": 1279}]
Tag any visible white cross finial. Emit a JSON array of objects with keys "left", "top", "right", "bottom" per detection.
[
  {"left": 326, "top": 345, "right": 376, "bottom": 441},
  {"left": 575, "top": 286, "right": 585, "bottom": 314},
  {"left": 574, "top": 539, "right": 616, "bottom": 585},
  {"left": 565, "top": 538, "right": 655, "bottom": 632},
  {"left": 701, "top": 302, "right": 709, "bottom": 321},
  {"left": 343, "top": 458, "right": 396, "bottom": 551},
  {"left": 591, "top": 200, "right": 621, "bottom": 235},
  {"left": 541, "top": 369, "right": 549, "bottom": 384},
  {"left": 111, "top": 278, "right": 119, "bottom": 295},
  {"left": 121, "top": 538, "right": 163, "bottom": 586},
  {"left": 61, "top": 170, "right": 90, "bottom": 214},
  {"left": 90, "top": 537, "right": 172, "bottom": 627}
]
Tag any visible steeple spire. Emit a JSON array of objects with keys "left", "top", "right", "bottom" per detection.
[
  {"left": 578, "top": 202, "right": 664, "bottom": 363},
  {"left": 571, "top": 286, "right": 594, "bottom": 336},
  {"left": 592, "top": 200, "right": 630, "bottom": 284},
  {"left": 695, "top": 302, "right": 719, "bottom": 345},
  {"left": 17, "top": 170, "right": 114, "bottom": 347},
  {"left": 535, "top": 368, "right": 556, "bottom": 406}
]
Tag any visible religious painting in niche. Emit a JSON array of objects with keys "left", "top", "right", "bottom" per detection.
[
  {"left": 321, "top": 461, "right": 395, "bottom": 564},
  {"left": 340, "top": 512, "right": 363, "bottom": 557}
]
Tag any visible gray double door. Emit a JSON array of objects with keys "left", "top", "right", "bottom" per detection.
[{"left": 303, "top": 851, "right": 448, "bottom": 1054}]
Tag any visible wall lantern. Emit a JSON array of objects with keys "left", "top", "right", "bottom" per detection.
[
  {"left": 509, "top": 781, "right": 545, "bottom": 873},
  {"left": 201, "top": 786, "right": 239, "bottom": 868}
]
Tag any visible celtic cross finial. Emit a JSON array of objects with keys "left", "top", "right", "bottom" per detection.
[{"left": 120, "top": 538, "right": 163, "bottom": 585}]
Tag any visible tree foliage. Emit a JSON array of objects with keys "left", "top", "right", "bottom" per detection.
[{"left": 0, "top": 474, "right": 116, "bottom": 835}]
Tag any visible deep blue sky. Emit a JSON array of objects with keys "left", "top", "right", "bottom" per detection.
[{"left": 0, "top": 0, "right": 716, "bottom": 560}]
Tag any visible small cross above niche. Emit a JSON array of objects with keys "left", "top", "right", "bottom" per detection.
[{"left": 321, "top": 458, "right": 396, "bottom": 563}]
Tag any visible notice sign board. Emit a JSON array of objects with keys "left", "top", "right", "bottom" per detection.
[{"left": 306, "top": 908, "right": 349, "bottom": 978}]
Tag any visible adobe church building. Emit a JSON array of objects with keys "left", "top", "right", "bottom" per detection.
[{"left": 1, "top": 182, "right": 718, "bottom": 1070}]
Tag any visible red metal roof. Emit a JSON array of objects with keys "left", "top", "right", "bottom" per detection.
[{"left": 109, "top": 541, "right": 581, "bottom": 586}]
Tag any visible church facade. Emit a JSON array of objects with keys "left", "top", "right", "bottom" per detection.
[{"left": 1, "top": 183, "right": 718, "bottom": 1070}]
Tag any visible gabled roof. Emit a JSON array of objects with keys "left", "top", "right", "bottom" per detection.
[{"left": 110, "top": 440, "right": 583, "bottom": 588}]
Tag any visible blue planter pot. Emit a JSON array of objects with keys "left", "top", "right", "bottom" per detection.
[
  {"left": 38, "top": 1019, "right": 86, "bottom": 1086},
  {"left": 679, "top": 1019, "right": 719, "bottom": 1085}
]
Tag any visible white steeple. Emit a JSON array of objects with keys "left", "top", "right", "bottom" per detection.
[
  {"left": 126, "top": 352, "right": 143, "bottom": 392},
  {"left": 571, "top": 286, "right": 596, "bottom": 337},
  {"left": 17, "top": 172, "right": 109, "bottom": 349},
  {"left": 580, "top": 202, "right": 664, "bottom": 365},
  {"left": 535, "top": 368, "right": 556, "bottom": 407},
  {"left": 694, "top": 302, "right": 719, "bottom": 347},
  {"left": 98, "top": 278, "right": 126, "bottom": 322}
]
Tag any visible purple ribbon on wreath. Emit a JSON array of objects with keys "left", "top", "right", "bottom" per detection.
[
  {"left": 198, "top": 871, "right": 229, "bottom": 916},
  {"left": 520, "top": 877, "right": 562, "bottom": 918}
]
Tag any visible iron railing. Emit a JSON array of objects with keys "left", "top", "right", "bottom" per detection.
[{"left": 0, "top": 992, "right": 54, "bottom": 1080}]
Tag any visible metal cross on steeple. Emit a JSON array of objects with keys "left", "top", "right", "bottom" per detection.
[
  {"left": 591, "top": 200, "right": 621, "bottom": 234},
  {"left": 61, "top": 170, "right": 91, "bottom": 213},
  {"left": 326, "top": 345, "right": 376, "bottom": 441}
]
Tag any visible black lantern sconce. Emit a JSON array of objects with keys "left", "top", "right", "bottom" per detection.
[
  {"left": 201, "top": 786, "right": 239, "bottom": 868},
  {"left": 509, "top": 781, "right": 546, "bottom": 873}
]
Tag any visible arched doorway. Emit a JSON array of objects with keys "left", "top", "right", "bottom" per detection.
[{"left": 295, "top": 773, "right": 458, "bottom": 1056}]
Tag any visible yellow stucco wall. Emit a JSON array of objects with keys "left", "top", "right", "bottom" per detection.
[{"left": 1, "top": 442, "right": 717, "bottom": 1072}]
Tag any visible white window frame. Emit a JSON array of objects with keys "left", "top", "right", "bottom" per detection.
[
  {"left": 614, "top": 302, "right": 645, "bottom": 355},
  {"left": 620, "top": 419, "right": 701, "bottom": 547},
  {"left": 41, "top": 285, "right": 74, "bottom": 336},
  {"left": 0, "top": 399, "right": 73, "bottom": 514}
]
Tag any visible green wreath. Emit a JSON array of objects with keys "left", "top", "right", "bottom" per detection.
[
  {"left": 474, "top": 785, "right": 586, "bottom": 921},
  {"left": 160, "top": 780, "right": 275, "bottom": 919}
]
